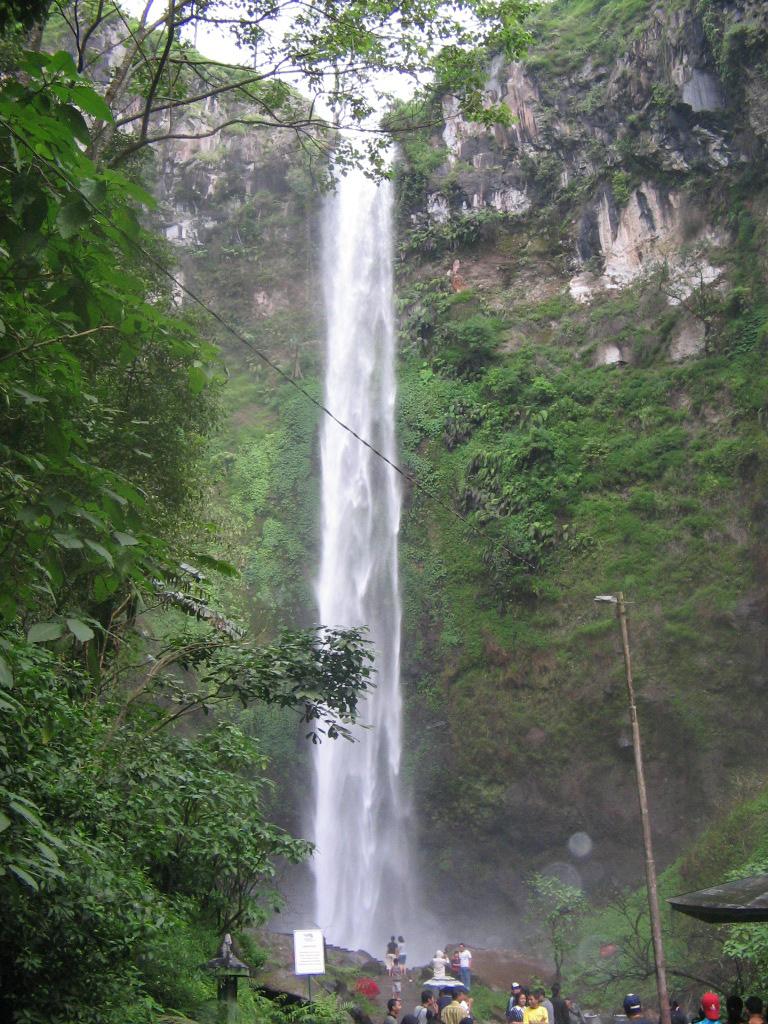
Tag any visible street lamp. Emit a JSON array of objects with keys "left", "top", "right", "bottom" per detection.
[{"left": 594, "top": 592, "right": 671, "bottom": 1024}]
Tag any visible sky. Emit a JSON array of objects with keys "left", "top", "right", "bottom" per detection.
[
  {"left": 117, "top": 0, "right": 432, "bottom": 106},
  {"left": 120, "top": 0, "right": 249, "bottom": 66}
]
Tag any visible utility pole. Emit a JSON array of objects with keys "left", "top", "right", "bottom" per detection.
[{"left": 595, "top": 592, "right": 671, "bottom": 1024}]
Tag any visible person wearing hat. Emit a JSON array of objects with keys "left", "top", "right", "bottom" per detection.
[
  {"left": 702, "top": 994, "right": 723, "bottom": 1024},
  {"left": 623, "top": 994, "right": 653, "bottom": 1024},
  {"left": 508, "top": 985, "right": 524, "bottom": 1023}
]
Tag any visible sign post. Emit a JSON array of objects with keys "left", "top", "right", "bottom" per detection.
[{"left": 293, "top": 928, "right": 325, "bottom": 1002}]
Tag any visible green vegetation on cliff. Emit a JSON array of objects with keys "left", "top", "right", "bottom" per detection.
[{"left": 389, "top": 0, "right": 768, "bottom": 985}]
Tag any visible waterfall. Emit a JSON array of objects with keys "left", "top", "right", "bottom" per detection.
[{"left": 312, "top": 168, "right": 421, "bottom": 957}]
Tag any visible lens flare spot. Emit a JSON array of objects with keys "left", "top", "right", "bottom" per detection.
[{"left": 568, "top": 831, "right": 594, "bottom": 858}]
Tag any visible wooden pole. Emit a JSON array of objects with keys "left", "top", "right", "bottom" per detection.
[{"left": 616, "top": 592, "right": 671, "bottom": 1024}]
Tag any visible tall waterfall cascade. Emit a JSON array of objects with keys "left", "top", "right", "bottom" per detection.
[{"left": 312, "top": 169, "right": 427, "bottom": 959}]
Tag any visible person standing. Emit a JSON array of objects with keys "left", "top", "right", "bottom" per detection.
[
  {"left": 566, "top": 996, "right": 585, "bottom": 1024},
  {"left": 512, "top": 993, "right": 528, "bottom": 1023},
  {"left": 623, "top": 994, "right": 654, "bottom": 1024},
  {"left": 670, "top": 998, "right": 688, "bottom": 1024},
  {"left": 702, "top": 993, "right": 723, "bottom": 1024},
  {"left": 392, "top": 961, "right": 403, "bottom": 1001},
  {"left": 439, "top": 988, "right": 454, "bottom": 1018},
  {"left": 552, "top": 984, "right": 569, "bottom": 1024},
  {"left": 442, "top": 990, "right": 469, "bottom": 1024},
  {"left": 386, "top": 937, "right": 398, "bottom": 977},
  {"left": 460, "top": 990, "right": 474, "bottom": 1024},
  {"left": 398, "top": 936, "right": 408, "bottom": 981},
  {"left": 432, "top": 950, "right": 451, "bottom": 980},
  {"left": 525, "top": 992, "right": 549, "bottom": 1024},
  {"left": 536, "top": 988, "right": 554, "bottom": 1024},
  {"left": 726, "top": 997, "right": 744, "bottom": 1024},
  {"left": 415, "top": 991, "right": 438, "bottom": 1024},
  {"left": 386, "top": 999, "right": 401, "bottom": 1024},
  {"left": 450, "top": 949, "right": 461, "bottom": 978},
  {"left": 507, "top": 985, "right": 524, "bottom": 1022},
  {"left": 458, "top": 944, "right": 473, "bottom": 990}
]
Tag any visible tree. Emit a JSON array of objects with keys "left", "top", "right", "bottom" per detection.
[
  {"left": 0, "top": 34, "right": 379, "bottom": 1024},
  {"left": 574, "top": 888, "right": 733, "bottom": 999},
  {"left": 527, "top": 872, "right": 587, "bottom": 983},
  {"left": 0, "top": 0, "right": 51, "bottom": 33},
  {"left": 0, "top": 629, "right": 372, "bottom": 1022},
  {"left": 41, "top": 0, "right": 534, "bottom": 169}
]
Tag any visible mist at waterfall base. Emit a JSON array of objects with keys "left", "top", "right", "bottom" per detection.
[{"left": 309, "top": 168, "right": 436, "bottom": 964}]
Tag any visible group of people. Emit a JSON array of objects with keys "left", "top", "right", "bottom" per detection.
[
  {"left": 432, "top": 946, "right": 473, "bottom": 990},
  {"left": 505, "top": 982, "right": 579, "bottom": 1024},
  {"left": 616, "top": 989, "right": 768, "bottom": 1024},
  {"left": 386, "top": 985, "right": 476, "bottom": 1024},
  {"left": 386, "top": 937, "right": 410, "bottom": 985},
  {"left": 381, "top": 954, "right": 768, "bottom": 1024}
]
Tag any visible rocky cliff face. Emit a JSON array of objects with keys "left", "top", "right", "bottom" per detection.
[
  {"left": 420, "top": 0, "right": 765, "bottom": 315},
  {"left": 151, "top": 105, "right": 322, "bottom": 372},
  {"left": 144, "top": 0, "right": 768, "bottom": 946},
  {"left": 392, "top": 0, "right": 768, "bottom": 939}
]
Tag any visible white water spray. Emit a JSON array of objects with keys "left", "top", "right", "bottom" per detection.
[{"left": 312, "top": 169, "right": 423, "bottom": 957}]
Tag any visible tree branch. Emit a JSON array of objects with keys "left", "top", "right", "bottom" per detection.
[
  {"left": 0, "top": 326, "right": 119, "bottom": 364},
  {"left": 139, "top": 0, "right": 176, "bottom": 144}
]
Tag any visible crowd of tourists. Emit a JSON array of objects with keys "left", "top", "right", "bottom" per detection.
[
  {"left": 380, "top": 941, "right": 768, "bottom": 1024},
  {"left": 628, "top": 991, "right": 768, "bottom": 1024},
  {"left": 382, "top": 979, "right": 581, "bottom": 1024}
]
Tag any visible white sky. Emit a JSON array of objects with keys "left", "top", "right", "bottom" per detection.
[
  {"left": 120, "top": 0, "right": 249, "bottom": 65},
  {"left": 118, "top": 0, "right": 430, "bottom": 105}
]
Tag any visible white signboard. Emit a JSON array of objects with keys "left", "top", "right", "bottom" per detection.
[{"left": 293, "top": 929, "right": 325, "bottom": 976}]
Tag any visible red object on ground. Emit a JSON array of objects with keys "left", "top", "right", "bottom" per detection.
[{"left": 355, "top": 978, "right": 381, "bottom": 998}]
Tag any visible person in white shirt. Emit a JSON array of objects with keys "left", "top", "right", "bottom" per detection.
[
  {"left": 457, "top": 944, "right": 472, "bottom": 990},
  {"left": 432, "top": 950, "right": 450, "bottom": 980}
]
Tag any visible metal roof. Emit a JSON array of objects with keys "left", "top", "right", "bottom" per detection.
[{"left": 668, "top": 874, "right": 768, "bottom": 923}]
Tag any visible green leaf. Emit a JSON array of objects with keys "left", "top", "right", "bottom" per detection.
[
  {"left": 56, "top": 196, "right": 90, "bottom": 239},
  {"left": 84, "top": 539, "right": 114, "bottom": 566},
  {"left": 8, "top": 864, "right": 38, "bottom": 890},
  {"left": 34, "top": 840, "right": 60, "bottom": 863},
  {"left": 71, "top": 85, "right": 114, "bottom": 122},
  {"left": 113, "top": 531, "right": 139, "bottom": 546},
  {"left": 110, "top": 206, "right": 140, "bottom": 240},
  {"left": 103, "top": 171, "right": 156, "bottom": 208},
  {"left": 0, "top": 654, "right": 12, "bottom": 687},
  {"left": 75, "top": 507, "right": 105, "bottom": 530},
  {"left": 79, "top": 178, "right": 107, "bottom": 206},
  {"left": 188, "top": 365, "right": 208, "bottom": 394},
  {"left": 9, "top": 800, "right": 43, "bottom": 827},
  {"left": 58, "top": 104, "right": 91, "bottom": 145},
  {"left": 53, "top": 531, "right": 84, "bottom": 550},
  {"left": 0, "top": 594, "right": 17, "bottom": 622},
  {"left": 48, "top": 50, "right": 79, "bottom": 76},
  {"left": 0, "top": 811, "right": 10, "bottom": 833},
  {"left": 66, "top": 618, "right": 95, "bottom": 643},
  {"left": 93, "top": 573, "right": 119, "bottom": 601},
  {"left": 27, "top": 622, "right": 64, "bottom": 643},
  {"left": 191, "top": 553, "right": 240, "bottom": 578},
  {"left": 12, "top": 386, "right": 46, "bottom": 405}
]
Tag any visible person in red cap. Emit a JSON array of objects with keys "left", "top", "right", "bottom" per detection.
[{"left": 702, "top": 993, "right": 723, "bottom": 1024}]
